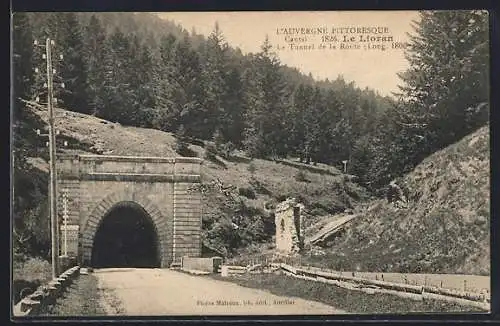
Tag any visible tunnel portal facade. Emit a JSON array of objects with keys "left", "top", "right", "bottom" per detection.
[{"left": 56, "top": 154, "right": 203, "bottom": 268}]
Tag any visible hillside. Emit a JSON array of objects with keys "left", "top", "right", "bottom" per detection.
[
  {"left": 25, "top": 102, "right": 370, "bottom": 257},
  {"left": 21, "top": 101, "right": 490, "bottom": 274},
  {"left": 306, "top": 125, "right": 490, "bottom": 275}
]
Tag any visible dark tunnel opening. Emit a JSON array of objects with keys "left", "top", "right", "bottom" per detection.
[{"left": 91, "top": 201, "right": 160, "bottom": 268}]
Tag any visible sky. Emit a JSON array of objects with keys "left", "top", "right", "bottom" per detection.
[{"left": 156, "top": 11, "right": 421, "bottom": 96}]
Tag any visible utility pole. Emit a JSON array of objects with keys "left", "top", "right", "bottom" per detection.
[
  {"left": 34, "top": 36, "right": 65, "bottom": 279},
  {"left": 34, "top": 37, "right": 59, "bottom": 278},
  {"left": 46, "top": 37, "right": 59, "bottom": 278}
]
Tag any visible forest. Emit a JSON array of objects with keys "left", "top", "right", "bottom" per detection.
[{"left": 12, "top": 11, "right": 489, "bottom": 259}]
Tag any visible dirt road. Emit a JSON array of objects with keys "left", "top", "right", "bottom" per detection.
[{"left": 95, "top": 268, "right": 345, "bottom": 315}]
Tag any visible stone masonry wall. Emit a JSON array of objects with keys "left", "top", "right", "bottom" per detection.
[
  {"left": 275, "top": 198, "right": 304, "bottom": 254},
  {"left": 56, "top": 154, "right": 202, "bottom": 268},
  {"left": 57, "top": 155, "right": 80, "bottom": 226},
  {"left": 173, "top": 182, "right": 202, "bottom": 264},
  {"left": 78, "top": 180, "right": 174, "bottom": 267}
]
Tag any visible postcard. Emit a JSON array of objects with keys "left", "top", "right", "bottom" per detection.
[{"left": 11, "top": 10, "right": 490, "bottom": 318}]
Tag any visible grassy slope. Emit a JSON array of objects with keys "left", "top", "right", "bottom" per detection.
[
  {"left": 26, "top": 105, "right": 489, "bottom": 274},
  {"left": 28, "top": 105, "right": 369, "bottom": 256},
  {"left": 210, "top": 273, "right": 483, "bottom": 313},
  {"left": 313, "top": 125, "right": 490, "bottom": 275},
  {"left": 41, "top": 274, "right": 107, "bottom": 316}
]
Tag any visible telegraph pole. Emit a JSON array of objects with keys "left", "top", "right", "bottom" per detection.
[
  {"left": 33, "top": 36, "right": 64, "bottom": 278},
  {"left": 45, "top": 37, "right": 59, "bottom": 279}
]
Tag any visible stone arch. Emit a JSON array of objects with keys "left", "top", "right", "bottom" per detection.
[{"left": 80, "top": 189, "right": 168, "bottom": 267}]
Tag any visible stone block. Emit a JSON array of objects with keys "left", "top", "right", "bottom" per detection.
[
  {"left": 56, "top": 276, "right": 70, "bottom": 288},
  {"left": 181, "top": 256, "right": 223, "bottom": 273},
  {"left": 20, "top": 297, "right": 41, "bottom": 314},
  {"left": 47, "top": 281, "right": 62, "bottom": 297}
]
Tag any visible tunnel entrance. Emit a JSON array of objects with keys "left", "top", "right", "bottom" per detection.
[{"left": 91, "top": 201, "right": 160, "bottom": 268}]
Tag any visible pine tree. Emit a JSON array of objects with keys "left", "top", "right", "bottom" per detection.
[
  {"left": 12, "top": 14, "right": 34, "bottom": 102},
  {"left": 83, "top": 14, "right": 107, "bottom": 116},
  {"left": 101, "top": 27, "right": 134, "bottom": 124},
  {"left": 159, "top": 33, "right": 177, "bottom": 63},
  {"left": 303, "top": 86, "right": 325, "bottom": 164},
  {"left": 12, "top": 12, "right": 34, "bottom": 170},
  {"left": 12, "top": 13, "right": 52, "bottom": 258},
  {"left": 223, "top": 67, "right": 245, "bottom": 146},
  {"left": 243, "top": 36, "right": 289, "bottom": 159},
  {"left": 242, "top": 64, "right": 265, "bottom": 158},
  {"left": 126, "top": 35, "right": 156, "bottom": 127},
  {"left": 202, "top": 22, "right": 229, "bottom": 137},
  {"left": 56, "top": 13, "right": 89, "bottom": 114},
  {"left": 153, "top": 33, "right": 179, "bottom": 131},
  {"left": 136, "top": 42, "right": 157, "bottom": 128},
  {"left": 396, "top": 10, "right": 489, "bottom": 159},
  {"left": 170, "top": 35, "right": 205, "bottom": 138},
  {"left": 319, "top": 88, "right": 343, "bottom": 164},
  {"left": 291, "top": 84, "right": 313, "bottom": 161}
]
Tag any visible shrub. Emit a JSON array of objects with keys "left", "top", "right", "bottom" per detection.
[
  {"left": 211, "top": 130, "right": 235, "bottom": 159},
  {"left": 203, "top": 143, "right": 228, "bottom": 168},
  {"left": 247, "top": 162, "right": 257, "bottom": 174},
  {"left": 173, "top": 124, "right": 197, "bottom": 157},
  {"left": 295, "top": 170, "right": 309, "bottom": 182},
  {"left": 205, "top": 143, "right": 217, "bottom": 160},
  {"left": 238, "top": 201, "right": 264, "bottom": 216},
  {"left": 264, "top": 200, "right": 276, "bottom": 210},
  {"left": 249, "top": 178, "right": 272, "bottom": 195},
  {"left": 218, "top": 141, "right": 235, "bottom": 159},
  {"left": 213, "top": 129, "right": 225, "bottom": 147},
  {"left": 276, "top": 194, "right": 288, "bottom": 202},
  {"left": 174, "top": 139, "right": 197, "bottom": 157},
  {"left": 190, "top": 138, "right": 205, "bottom": 147},
  {"left": 309, "top": 207, "right": 327, "bottom": 216},
  {"left": 310, "top": 199, "right": 345, "bottom": 215},
  {"left": 238, "top": 186, "right": 256, "bottom": 199}
]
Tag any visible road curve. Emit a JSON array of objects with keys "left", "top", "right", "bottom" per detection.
[{"left": 95, "top": 268, "right": 345, "bottom": 316}]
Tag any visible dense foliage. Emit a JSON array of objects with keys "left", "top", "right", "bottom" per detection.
[
  {"left": 12, "top": 11, "right": 489, "bottom": 259},
  {"left": 360, "top": 10, "right": 490, "bottom": 189}
]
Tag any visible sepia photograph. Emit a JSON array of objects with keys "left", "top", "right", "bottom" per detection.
[{"left": 11, "top": 10, "right": 490, "bottom": 318}]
